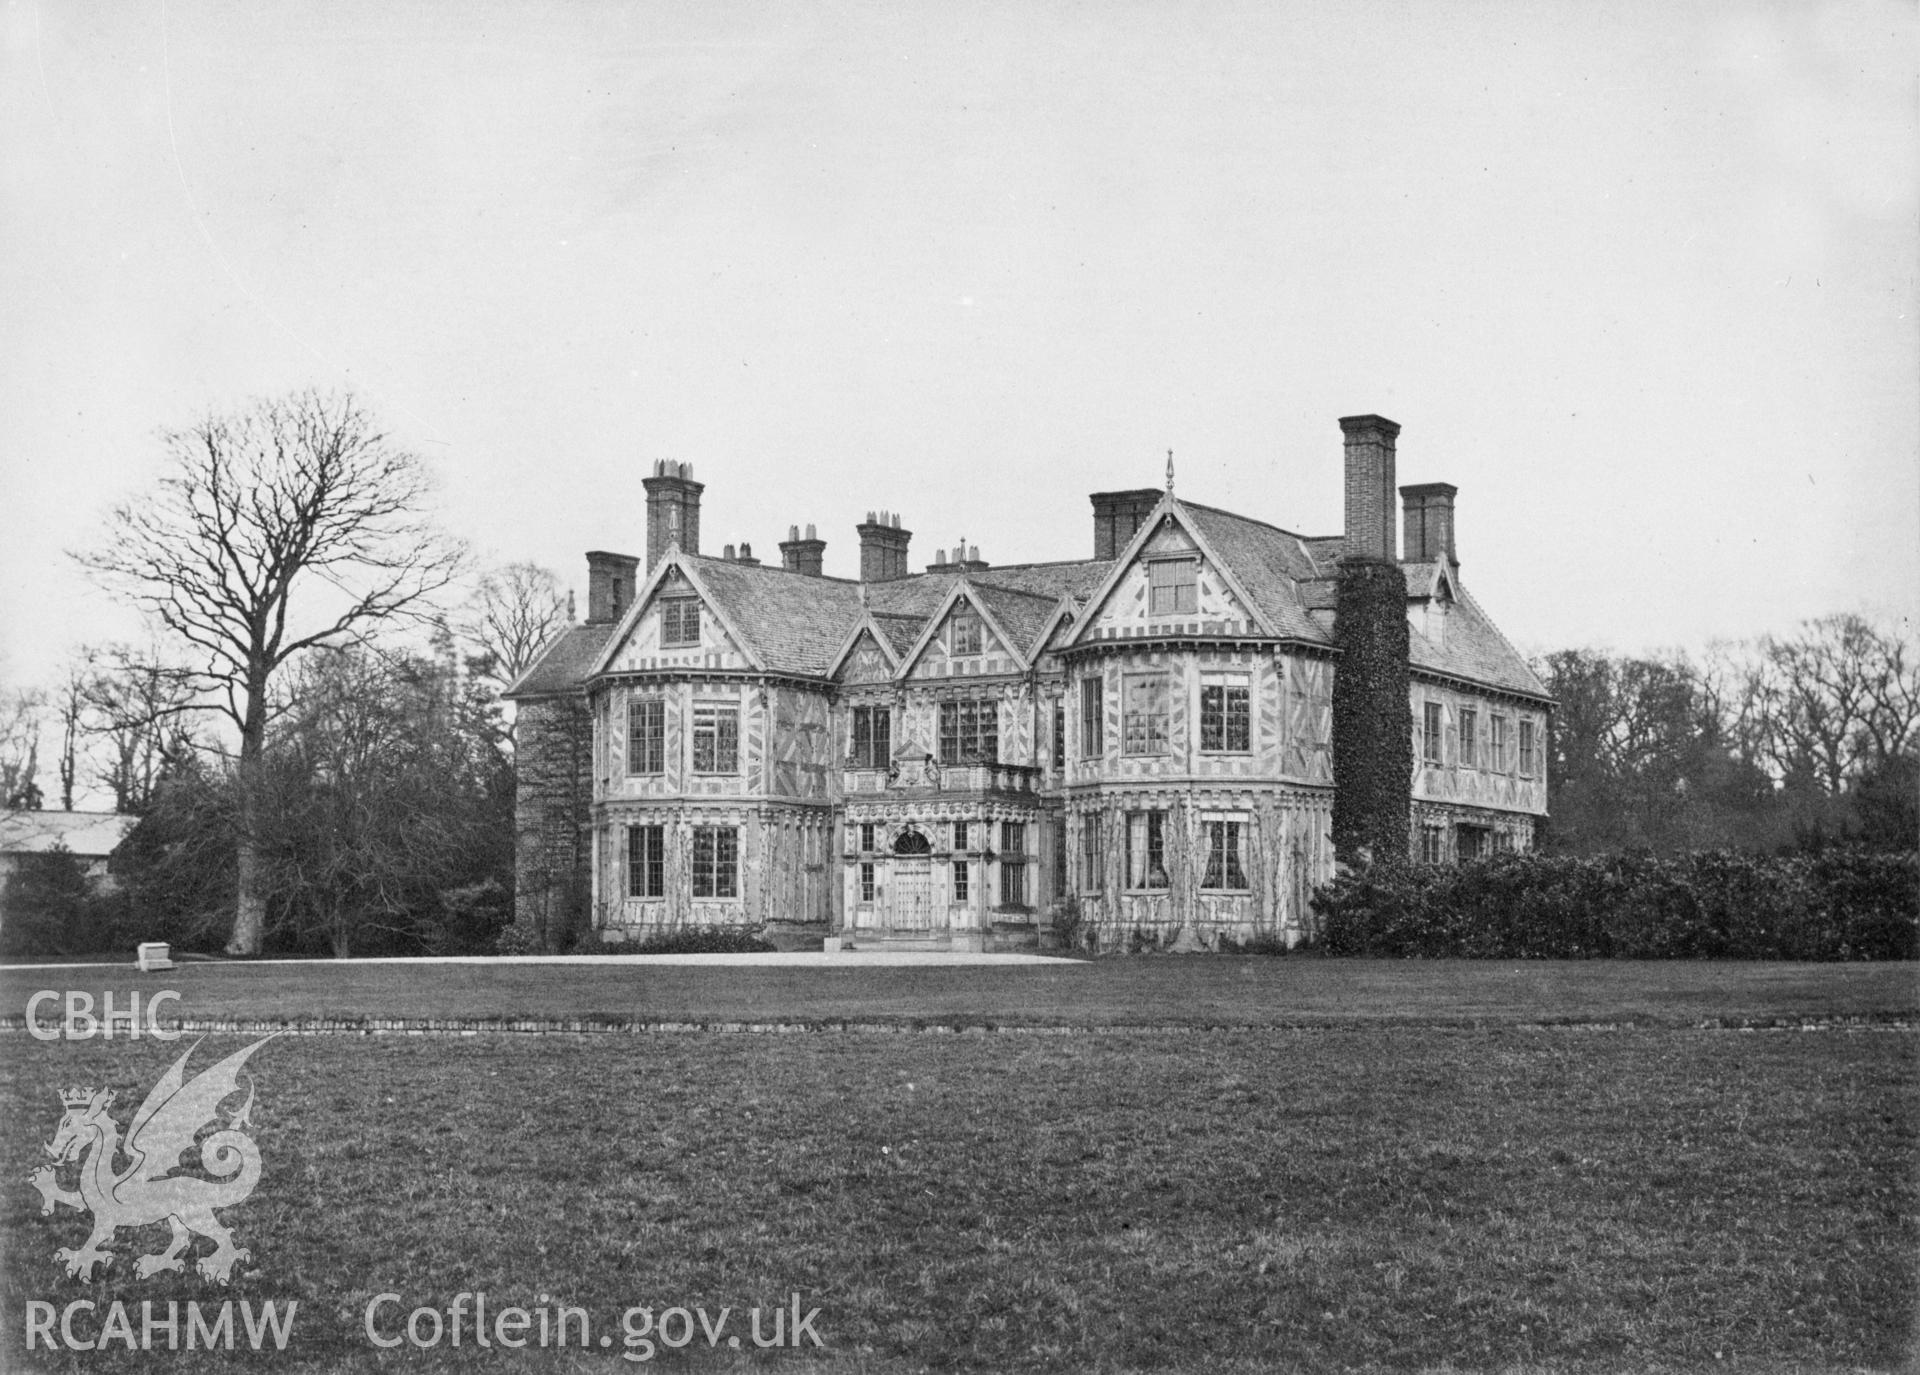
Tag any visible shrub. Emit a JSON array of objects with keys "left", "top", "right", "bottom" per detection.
[
  {"left": 631, "top": 927, "right": 777, "bottom": 955},
  {"left": 493, "top": 923, "right": 541, "bottom": 956},
  {"left": 0, "top": 846, "right": 103, "bottom": 957},
  {"left": 1312, "top": 848, "right": 1918, "bottom": 960}
]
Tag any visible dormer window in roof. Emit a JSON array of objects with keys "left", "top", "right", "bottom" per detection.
[
  {"left": 950, "top": 609, "right": 982, "bottom": 656},
  {"left": 660, "top": 597, "right": 701, "bottom": 648},
  {"left": 1147, "top": 558, "right": 1197, "bottom": 617}
]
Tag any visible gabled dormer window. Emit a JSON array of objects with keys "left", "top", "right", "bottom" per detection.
[
  {"left": 950, "top": 611, "right": 982, "bottom": 656},
  {"left": 1148, "top": 559, "right": 1198, "bottom": 616},
  {"left": 661, "top": 598, "right": 701, "bottom": 647}
]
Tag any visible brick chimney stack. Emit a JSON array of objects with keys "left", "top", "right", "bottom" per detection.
[
  {"left": 856, "top": 511, "right": 911, "bottom": 582},
  {"left": 1090, "top": 489, "right": 1162, "bottom": 560},
  {"left": 643, "top": 460, "right": 704, "bottom": 573},
  {"left": 584, "top": 550, "right": 640, "bottom": 625},
  {"left": 1339, "top": 415, "right": 1400, "bottom": 563},
  {"left": 1400, "top": 483, "right": 1457, "bottom": 566},
  {"left": 780, "top": 523, "right": 826, "bottom": 576}
]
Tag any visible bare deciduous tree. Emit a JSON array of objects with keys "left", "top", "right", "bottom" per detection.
[
  {"left": 76, "top": 390, "right": 464, "bottom": 953},
  {"left": 0, "top": 687, "right": 46, "bottom": 809},
  {"left": 460, "top": 561, "right": 569, "bottom": 690},
  {"left": 78, "top": 643, "right": 202, "bottom": 815},
  {"left": 1742, "top": 615, "right": 1920, "bottom": 796},
  {"left": 51, "top": 664, "right": 89, "bottom": 812}
]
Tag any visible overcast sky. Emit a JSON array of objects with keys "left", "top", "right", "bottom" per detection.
[{"left": 3, "top": 0, "right": 1914, "bottom": 695}]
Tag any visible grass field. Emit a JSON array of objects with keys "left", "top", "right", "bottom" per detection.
[
  {"left": 2, "top": 962, "right": 1914, "bottom": 1373},
  {"left": 2, "top": 956, "right": 1915, "bottom": 1029}
]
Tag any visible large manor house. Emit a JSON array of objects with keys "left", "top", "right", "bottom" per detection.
[{"left": 508, "top": 414, "right": 1550, "bottom": 952}]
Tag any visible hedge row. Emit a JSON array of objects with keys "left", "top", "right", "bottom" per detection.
[{"left": 1310, "top": 849, "right": 1918, "bottom": 960}]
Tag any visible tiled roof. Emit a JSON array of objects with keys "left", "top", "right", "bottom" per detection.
[
  {"left": 864, "top": 576, "right": 967, "bottom": 620},
  {"left": 505, "top": 622, "right": 616, "bottom": 698},
  {"left": 0, "top": 810, "right": 138, "bottom": 859},
  {"left": 966, "top": 580, "right": 1064, "bottom": 659},
  {"left": 960, "top": 559, "right": 1114, "bottom": 602},
  {"left": 688, "top": 557, "right": 868, "bottom": 677},
  {"left": 525, "top": 513, "right": 1542, "bottom": 702},
  {"left": 1404, "top": 565, "right": 1550, "bottom": 699},
  {"left": 868, "top": 613, "right": 924, "bottom": 658},
  {"left": 1180, "top": 502, "right": 1330, "bottom": 641}
]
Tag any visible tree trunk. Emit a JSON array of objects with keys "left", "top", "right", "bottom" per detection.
[
  {"left": 230, "top": 838, "right": 267, "bottom": 955},
  {"left": 226, "top": 683, "right": 269, "bottom": 956}
]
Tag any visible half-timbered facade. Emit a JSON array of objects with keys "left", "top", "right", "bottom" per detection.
[{"left": 508, "top": 415, "right": 1550, "bottom": 953}]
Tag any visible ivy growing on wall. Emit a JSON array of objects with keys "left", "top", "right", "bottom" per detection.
[{"left": 1332, "top": 558, "right": 1412, "bottom": 865}]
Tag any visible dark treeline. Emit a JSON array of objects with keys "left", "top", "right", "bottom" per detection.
[
  {"left": 2, "top": 635, "right": 528, "bottom": 958},
  {"left": 1533, "top": 613, "right": 1917, "bottom": 856}
]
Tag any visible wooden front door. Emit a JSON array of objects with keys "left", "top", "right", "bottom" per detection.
[{"left": 886, "top": 859, "right": 939, "bottom": 931}]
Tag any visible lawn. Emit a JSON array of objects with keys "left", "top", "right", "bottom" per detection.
[
  {"left": 2, "top": 1028, "right": 1912, "bottom": 1373},
  {"left": 2, "top": 956, "right": 1914, "bottom": 1030}
]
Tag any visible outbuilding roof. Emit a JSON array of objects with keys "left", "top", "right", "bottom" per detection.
[{"left": 0, "top": 810, "right": 139, "bottom": 860}]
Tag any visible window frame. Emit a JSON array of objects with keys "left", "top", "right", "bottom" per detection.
[
  {"left": 1199, "top": 673, "right": 1252, "bottom": 754},
  {"left": 1121, "top": 672, "right": 1171, "bottom": 757},
  {"left": 937, "top": 699, "right": 998, "bottom": 764},
  {"left": 1489, "top": 713, "right": 1509, "bottom": 773},
  {"left": 660, "top": 597, "right": 701, "bottom": 648},
  {"left": 1147, "top": 558, "right": 1199, "bottom": 617},
  {"left": 997, "top": 821, "right": 1027, "bottom": 908},
  {"left": 691, "top": 701, "right": 740, "bottom": 775},
  {"left": 691, "top": 825, "right": 738, "bottom": 898},
  {"left": 859, "top": 860, "right": 876, "bottom": 904},
  {"left": 1200, "top": 817, "right": 1249, "bottom": 891},
  {"left": 1458, "top": 706, "right": 1478, "bottom": 770},
  {"left": 1422, "top": 701, "right": 1444, "bottom": 767},
  {"left": 1124, "top": 809, "right": 1169, "bottom": 890},
  {"left": 850, "top": 704, "right": 891, "bottom": 769},
  {"left": 626, "top": 697, "right": 665, "bottom": 775},
  {"left": 1079, "top": 676, "right": 1104, "bottom": 759},
  {"left": 1079, "top": 813, "right": 1103, "bottom": 892},
  {"left": 949, "top": 611, "right": 982, "bottom": 657},
  {"left": 626, "top": 823, "right": 665, "bottom": 898},
  {"left": 952, "top": 859, "right": 969, "bottom": 902},
  {"left": 1519, "top": 719, "right": 1538, "bottom": 778}
]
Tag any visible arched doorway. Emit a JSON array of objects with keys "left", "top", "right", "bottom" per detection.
[{"left": 887, "top": 826, "right": 936, "bottom": 930}]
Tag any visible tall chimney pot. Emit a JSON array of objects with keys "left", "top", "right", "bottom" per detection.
[
  {"left": 856, "top": 512, "right": 913, "bottom": 582},
  {"left": 1339, "top": 415, "right": 1400, "bottom": 563},
  {"left": 1090, "top": 489, "right": 1163, "bottom": 560},
  {"left": 584, "top": 550, "right": 640, "bottom": 625},
  {"left": 643, "top": 461, "right": 705, "bottom": 573},
  {"left": 779, "top": 523, "right": 827, "bottom": 575},
  {"left": 1400, "top": 483, "right": 1458, "bottom": 565}
]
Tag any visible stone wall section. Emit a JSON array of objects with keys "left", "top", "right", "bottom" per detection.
[{"left": 512, "top": 694, "right": 594, "bottom": 951}]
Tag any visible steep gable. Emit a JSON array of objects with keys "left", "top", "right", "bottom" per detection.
[
  {"left": 899, "top": 583, "right": 1029, "bottom": 679},
  {"left": 600, "top": 566, "right": 756, "bottom": 673},
  {"left": 829, "top": 619, "right": 903, "bottom": 684},
  {"left": 1070, "top": 502, "right": 1271, "bottom": 644}
]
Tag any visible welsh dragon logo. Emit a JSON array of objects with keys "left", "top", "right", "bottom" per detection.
[{"left": 26, "top": 1035, "right": 277, "bottom": 1284}]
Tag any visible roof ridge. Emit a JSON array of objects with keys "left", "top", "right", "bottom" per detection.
[
  {"left": 1180, "top": 499, "right": 1331, "bottom": 546},
  {"left": 964, "top": 577, "right": 1061, "bottom": 602}
]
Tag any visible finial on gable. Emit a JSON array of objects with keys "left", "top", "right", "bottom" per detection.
[{"left": 1166, "top": 449, "right": 1174, "bottom": 496}]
